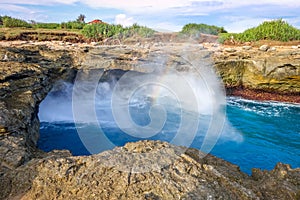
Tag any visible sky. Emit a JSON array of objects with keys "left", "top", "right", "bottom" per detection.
[{"left": 0, "top": 0, "right": 299, "bottom": 33}]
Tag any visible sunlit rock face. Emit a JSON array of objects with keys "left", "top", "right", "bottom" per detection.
[
  {"left": 214, "top": 47, "right": 300, "bottom": 102},
  {"left": 0, "top": 43, "right": 299, "bottom": 199},
  {"left": 2, "top": 140, "right": 300, "bottom": 199}
]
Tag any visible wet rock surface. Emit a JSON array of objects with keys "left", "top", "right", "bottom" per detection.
[{"left": 0, "top": 42, "right": 299, "bottom": 199}]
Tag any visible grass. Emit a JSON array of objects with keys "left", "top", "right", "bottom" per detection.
[
  {"left": 0, "top": 27, "right": 83, "bottom": 41},
  {"left": 219, "top": 19, "right": 300, "bottom": 43}
]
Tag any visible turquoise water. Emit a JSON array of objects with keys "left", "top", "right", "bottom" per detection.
[
  {"left": 38, "top": 83, "right": 300, "bottom": 175},
  {"left": 209, "top": 98, "right": 300, "bottom": 174}
]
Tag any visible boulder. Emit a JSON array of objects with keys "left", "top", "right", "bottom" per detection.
[
  {"left": 224, "top": 47, "right": 237, "bottom": 53},
  {"left": 268, "top": 47, "right": 277, "bottom": 51},
  {"left": 242, "top": 46, "right": 252, "bottom": 50},
  {"left": 259, "top": 45, "right": 270, "bottom": 51}
]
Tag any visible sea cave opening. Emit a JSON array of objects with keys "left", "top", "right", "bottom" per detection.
[{"left": 37, "top": 68, "right": 300, "bottom": 175}]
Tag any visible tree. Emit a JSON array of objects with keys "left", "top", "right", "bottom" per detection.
[
  {"left": 77, "top": 14, "right": 86, "bottom": 23},
  {"left": 29, "top": 20, "right": 37, "bottom": 25}
]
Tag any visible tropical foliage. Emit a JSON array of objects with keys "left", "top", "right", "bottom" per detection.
[
  {"left": 82, "top": 23, "right": 155, "bottom": 40},
  {"left": 1, "top": 16, "right": 32, "bottom": 28},
  {"left": 219, "top": 19, "right": 300, "bottom": 43},
  {"left": 60, "top": 21, "right": 85, "bottom": 30},
  {"left": 181, "top": 23, "right": 227, "bottom": 36}
]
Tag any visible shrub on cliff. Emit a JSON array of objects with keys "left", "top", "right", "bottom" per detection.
[
  {"left": 118, "top": 24, "right": 155, "bottom": 38},
  {"left": 82, "top": 23, "right": 155, "bottom": 40},
  {"left": 2, "top": 16, "right": 32, "bottom": 28},
  {"left": 81, "top": 23, "right": 120, "bottom": 40},
  {"left": 219, "top": 19, "right": 300, "bottom": 43},
  {"left": 35, "top": 23, "right": 60, "bottom": 29},
  {"left": 181, "top": 23, "right": 227, "bottom": 36},
  {"left": 61, "top": 21, "right": 85, "bottom": 30}
]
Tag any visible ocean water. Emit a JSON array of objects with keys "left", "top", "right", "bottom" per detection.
[{"left": 38, "top": 81, "right": 300, "bottom": 175}]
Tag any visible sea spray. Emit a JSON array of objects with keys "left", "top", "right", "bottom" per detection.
[{"left": 38, "top": 69, "right": 240, "bottom": 150}]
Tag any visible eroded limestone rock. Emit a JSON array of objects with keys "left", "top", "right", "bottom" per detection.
[{"left": 1, "top": 141, "right": 299, "bottom": 200}]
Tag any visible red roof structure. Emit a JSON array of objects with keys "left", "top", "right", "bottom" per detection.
[{"left": 87, "top": 19, "right": 105, "bottom": 24}]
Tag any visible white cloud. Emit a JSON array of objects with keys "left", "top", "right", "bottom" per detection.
[
  {"left": 0, "top": 4, "right": 34, "bottom": 13},
  {"left": 0, "top": 0, "right": 297, "bottom": 14},
  {"left": 114, "top": 14, "right": 135, "bottom": 27},
  {"left": 0, "top": 0, "right": 77, "bottom": 5},
  {"left": 80, "top": 0, "right": 300, "bottom": 15},
  {"left": 1, "top": 0, "right": 300, "bottom": 32},
  {"left": 1, "top": 1, "right": 300, "bottom": 16},
  {"left": 150, "top": 22, "right": 182, "bottom": 32}
]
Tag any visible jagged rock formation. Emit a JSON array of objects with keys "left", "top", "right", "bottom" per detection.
[
  {"left": 1, "top": 141, "right": 299, "bottom": 199},
  {"left": 0, "top": 45, "right": 77, "bottom": 173},
  {"left": 0, "top": 43, "right": 299, "bottom": 199}
]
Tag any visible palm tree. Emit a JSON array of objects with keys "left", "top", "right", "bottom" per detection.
[{"left": 77, "top": 14, "right": 86, "bottom": 23}]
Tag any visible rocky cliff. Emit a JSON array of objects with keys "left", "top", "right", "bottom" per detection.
[
  {"left": 0, "top": 42, "right": 299, "bottom": 199},
  {"left": 0, "top": 44, "right": 78, "bottom": 172},
  {"left": 214, "top": 46, "right": 300, "bottom": 102}
]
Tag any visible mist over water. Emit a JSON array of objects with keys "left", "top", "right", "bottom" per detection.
[
  {"left": 39, "top": 81, "right": 74, "bottom": 122},
  {"left": 39, "top": 68, "right": 234, "bottom": 151},
  {"left": 38, "top": 70, "right": 300, "bottom": 174}
]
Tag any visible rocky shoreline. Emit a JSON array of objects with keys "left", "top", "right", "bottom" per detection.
[
  {"left": 0, "top": 41, "right": 299, "bottom": 199},
  {"left": 227, "top": 87, "right": 300, "bottom": 104}
]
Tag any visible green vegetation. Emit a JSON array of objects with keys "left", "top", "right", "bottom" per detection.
[
  {"left": 2, "top": 15, "right": 299, "bottom": 44},
  {"left": 0, "top": 14, "right": 155, "bottom": 42},
  {"left": 0, "top": 15, "right": 86, "bottom": 30},
  {"left": 219, "top": 19, "right": 300, "bottom": 43},
  {"left": 181, "top": 23, "right": 227, "bottom": 36},
  {"left": 60, "top": 21, "right": 85, "bottom": 30},
  {"left": 1, "top": 16, "right": 32, "bottom": 28},
  {"left": 120, "top": 24, "right": 155, "bottom": 38},
  {"left": 35, "top": 23, "right": 60, "bottom": 29},
  {"left": 82, "top": 23, "right": 155, "bottom": 40},
  {"left": 0, "top": 28, "right": 82, "bottom": 41}
]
